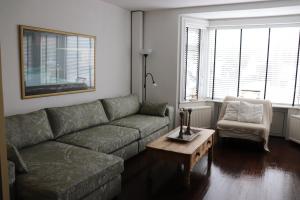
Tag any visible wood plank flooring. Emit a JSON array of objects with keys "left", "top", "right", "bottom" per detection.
[{"left": 120, "top": 137, "right": 300, "bottom": 200}]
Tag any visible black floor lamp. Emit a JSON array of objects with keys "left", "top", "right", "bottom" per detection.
[{"left": 140, "top": 49, "right": 157, "bottom": 102}]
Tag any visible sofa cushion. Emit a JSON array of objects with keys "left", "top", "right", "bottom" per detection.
[
  {"left": 83, "top": 175, "right": 121, "bottom": 200},
  {"left": 110, "top": 114, "right": 169, "bottom": 138},
  {"left": 5, "top": 110, "right": 54, "bottom": 149},
  {"left": 102, "top": 95, "right": 140, "bottom": 121},
  {"left": 57, "top": 125, "right": 139, "bottom": 154},
  {"left": 17, "top": 141, "right": 123, "bottom": 200},
  {"left": 139, "top": 102, "right": 168, "bottom": 117},
  {"left": 47, "top": 100, "right": 109, "bottom": 138},
  {"left": 138, "top": 126, "right": 169, "bottom": 152},
  {"left": 112, "top": 142, "right": 139, "bottom": 160}
]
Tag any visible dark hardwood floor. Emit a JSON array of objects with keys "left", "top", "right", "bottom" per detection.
[{"left": 120, "top": 137, "right": 300, "bottom": 200}]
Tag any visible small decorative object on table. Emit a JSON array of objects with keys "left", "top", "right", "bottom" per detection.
[
  {"left": 178, "top": 110, "right": 184, "bottom": 139},
  {"left": 184, "top": 108, "right": 192, "bottom": 135},
  {"left": 168, "top": 108, "right": 200, "bottom": 142}
]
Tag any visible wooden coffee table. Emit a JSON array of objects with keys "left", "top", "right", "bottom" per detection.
[{"left": 146, "top": 126, "right": 215, "bottom": 187}]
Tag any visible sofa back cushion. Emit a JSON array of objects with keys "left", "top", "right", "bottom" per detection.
[
  {"left": 47, "top": 101, "right": 109, "bottom": 138},
  {"left": 102, "top": 95, "right": 140, "bottom": 121},
  {"left": 6, "top": 110, "right": 54, "bottom": 149}
]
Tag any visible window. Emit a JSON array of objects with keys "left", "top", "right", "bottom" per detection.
[
  {"left": 239, "top": 28, "right": 269, "bottom": 99},
  {"left": 214, "top": 29, "right": 241, "bottom": 99},
  {"left": 182, "top": 22, "right": 300, "bottom": 105},
  {"left": 266, "top": 27, "right": 299, "bottom": 104},
  {"left": 184, "top": 27, "right": 201, "bottom": 100},
  {"left": 205, "top": 27, "right": 300, "bottom": 105}
]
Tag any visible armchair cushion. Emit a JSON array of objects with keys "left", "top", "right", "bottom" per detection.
[
  {"left": 217, "top": 119, "right": 267, "bottom": 132},
  {"left": 223, "top": 101, "right": 240, "bottom": 121},
  {"left": 238, "top": 101, "right": 263, "bottom": 123}
]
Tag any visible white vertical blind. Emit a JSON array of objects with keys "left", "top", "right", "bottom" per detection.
[
  {"left": 266, "top": 27, "right": 300, "bottom": 104},
  {"left": 214, "top": 29, "right": 240, "bottom": 99},
  {"left": 207, "top": 29, "right": 215, "bottom": 98},
  {"left": 295, "top": 36, "right": 300, "bottom": 105},
  {"left": 239, "top": 28, "right": 269, "bottom": 99},
  {"left": 184, "top": 27, "right": 201, "bottom": 100}
]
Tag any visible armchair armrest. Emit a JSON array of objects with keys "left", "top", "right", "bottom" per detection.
[{"left": 165, "top": 105, "right": 175, "bottom": 130}]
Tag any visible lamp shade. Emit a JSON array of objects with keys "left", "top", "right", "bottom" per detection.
[{"left": 140, "top": 49, "right": 152, "bottom": 55}]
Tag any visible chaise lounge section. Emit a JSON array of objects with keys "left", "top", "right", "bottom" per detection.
[{"left": 5, "top": 94, "right": 174, "bottom": 200}]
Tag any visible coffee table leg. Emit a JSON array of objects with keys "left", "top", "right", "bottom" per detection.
[
  {"left": 207, "top": 144, "right": 213, "bottom": 176},
  {"left": 208, "top": 146, "right": 213, "bottom": 163},
  {"left": 183, "top": 161, "right": 192, "bottom": 187},
  {"left": 183, "top": 169, "right": 191, "bottom": 187}
]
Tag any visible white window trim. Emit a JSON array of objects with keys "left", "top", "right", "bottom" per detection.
[
  {"left": 209, "top": 15, "right": 300, "bottom": 29},
  {"left": 178, "top": 16, "right": 209, "bottom": 103}
]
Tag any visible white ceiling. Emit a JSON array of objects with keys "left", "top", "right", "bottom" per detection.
[{"left": 101, "top": 0, "right": 276, "bottom": 11}]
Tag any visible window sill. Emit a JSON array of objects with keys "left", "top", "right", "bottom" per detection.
[{"left": 180, "top": 99, "right": 300, "bottom": 110}]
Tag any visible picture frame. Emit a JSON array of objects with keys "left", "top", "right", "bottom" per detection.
[{"left": 19, "top": 25, "right": 96, "bottom": 99}]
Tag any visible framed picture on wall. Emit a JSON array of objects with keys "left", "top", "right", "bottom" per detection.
[{"left": 19, "top": 25, "right": 96, "bottom": 99}]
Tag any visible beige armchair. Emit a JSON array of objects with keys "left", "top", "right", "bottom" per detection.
[{"left": 216, "top": 96, "right": 273, "bottom": 151}]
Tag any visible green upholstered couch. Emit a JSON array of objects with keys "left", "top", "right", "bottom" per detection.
[{"left": 5, "top": 95, "right": 174, "bottom": 200}]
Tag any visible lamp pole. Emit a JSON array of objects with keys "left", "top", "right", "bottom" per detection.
[
  {"left": 144, "top": 54, "right": 148, "bottom": 102},
  {"left": 141, "top": 49, "right": 156, "bottom": 102}
]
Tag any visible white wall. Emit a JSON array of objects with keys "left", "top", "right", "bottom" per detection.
[
  {"left": 131, "top": 11, "right": 144, "bottom": 102},
  {"left": 143, "top": 0, "right": 300, "bottom": 124},
  {"left": 144, "top": 11, "right": 180, "bottom": 107},
  {"left": 0, "top": 0, "right": 131, "bottom": 116}
]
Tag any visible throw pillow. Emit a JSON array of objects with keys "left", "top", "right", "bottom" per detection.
[
  {"left": 238, "top": 101, "right": 263, "bottom": 124},
  {"left": 139, "top": 102, "right": 168, "bottom": 117},
  {"left": 7, "top": 143, "right": 28, "bottom": 173},
  {"left": 223, "top": 101, "right": 240, "bottom": 121}
]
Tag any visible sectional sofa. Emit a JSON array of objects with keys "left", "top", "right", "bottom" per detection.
[{"left": 5, "top": 95, "right": 174, "bottom": 200}]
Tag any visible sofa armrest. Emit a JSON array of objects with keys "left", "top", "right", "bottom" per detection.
[
  {"left": 8, "top": 161, "right": 15, "bottom": 185},
  {"left": 165, "top": 105, "right": 175, "bottom": 130}
]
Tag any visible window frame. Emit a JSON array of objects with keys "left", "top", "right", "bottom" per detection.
[{"left": 179, "top": 17, "right": 209, "bottom": 103}]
